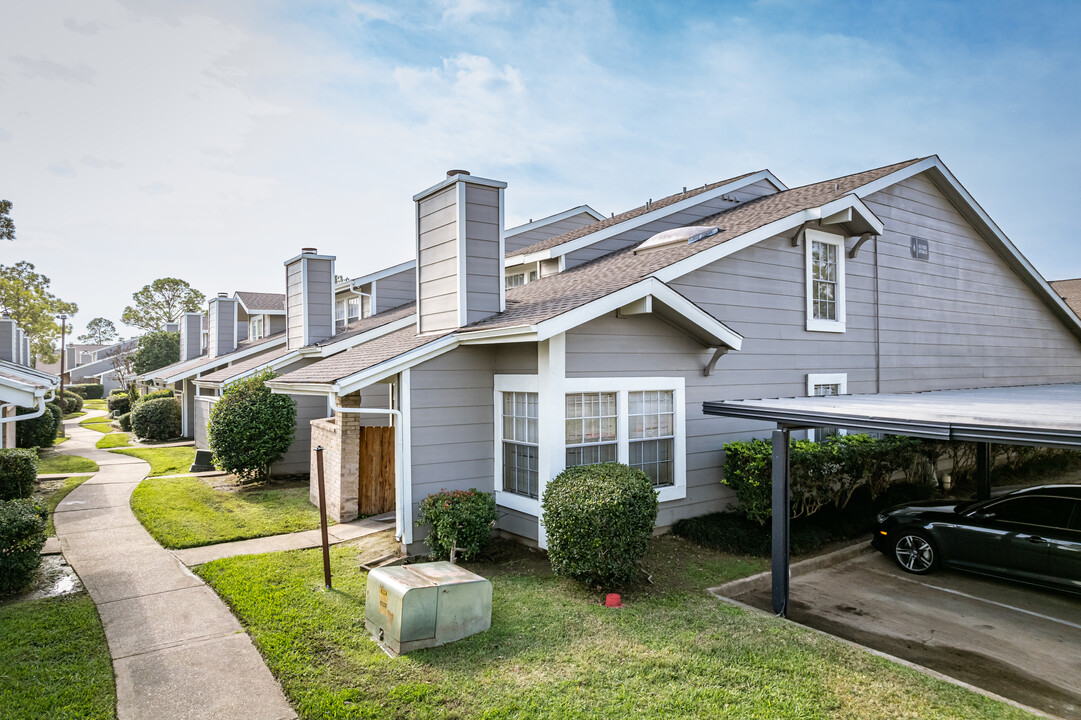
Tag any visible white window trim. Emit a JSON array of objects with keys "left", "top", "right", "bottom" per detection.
[
  {"left": 805, "top": 228, "right": 846, "bottom": 333},
  {"left": 493, "top": 374, "right": 541, "bottom": 515},
  {"left": 807, "top": 372, "right": 847, "bottom": 441}
]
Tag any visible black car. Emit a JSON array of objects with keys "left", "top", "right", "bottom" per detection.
[{"left": 872, "top": 484, "right": 1081, "bottom": 593}]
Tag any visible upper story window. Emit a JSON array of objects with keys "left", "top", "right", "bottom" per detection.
[
  {"left": 805, "top": 229, "right": 846, "bottom": 333},
  {"left": 250, "top": 315, "right": 264, "bottom": 340},
  {"left": 505, "top": 270, "right": 538, "bottom": 289}
]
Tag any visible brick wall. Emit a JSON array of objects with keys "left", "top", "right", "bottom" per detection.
[{"left": 309, "top": 392, "right": 362, "bottom": 521}]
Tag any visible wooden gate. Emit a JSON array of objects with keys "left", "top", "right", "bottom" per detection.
[{"left": 358, "top": 426, "right": 395, "bottom": 516}]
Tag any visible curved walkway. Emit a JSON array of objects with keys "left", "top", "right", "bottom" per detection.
[{"left": 53, "top": 410, "right": 296, "bottom": 720}]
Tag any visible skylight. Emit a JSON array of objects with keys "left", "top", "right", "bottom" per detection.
[{"left": 635, "top": 225, "right": 720, "bottom": 254}]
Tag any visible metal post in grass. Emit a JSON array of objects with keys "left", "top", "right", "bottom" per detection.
[{"left": 314, "top": 446, "right": 332, "bottom": 590}]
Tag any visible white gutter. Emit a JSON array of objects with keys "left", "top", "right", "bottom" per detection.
[
  {"left": 331, "top": 403, "right": 406, "bottom": 544},
  {"left": 0, "top": 389, "right": 54, "bottom": 426}
]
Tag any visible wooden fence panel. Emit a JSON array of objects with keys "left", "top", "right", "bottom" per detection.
[{"left": 359, "top": 426, "right": 395, "bottom": 516}]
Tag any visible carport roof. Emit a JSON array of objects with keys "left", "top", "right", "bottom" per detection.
[{"left": 704, "top": 383, "right": 1081, "bottom": 449}]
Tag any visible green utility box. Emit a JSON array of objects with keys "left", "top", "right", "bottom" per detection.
[{"left": 365, "top": 561, "right": 492, "bottom": 656}]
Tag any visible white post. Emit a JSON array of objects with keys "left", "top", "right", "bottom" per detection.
[{"left": 536, "top": 333, "right": 565, "bottom": 549}]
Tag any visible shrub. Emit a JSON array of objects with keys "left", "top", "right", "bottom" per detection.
[
  {"left": 68, "top": 383, "right": 104, "bottom": 399},
  {"left": 417, "top": 489, "right": 497, "bottom": 561},
  {"left": 106, "top": 393, "right": 131, "bottom": 416},
  {"left": 118, "top": 412, "right": 133, "bottom": 432},
  {"left": 0, "top": 449, "right": 38, "bottom": 500},
  {"left": 62, "top": 394, "right": 81, "bottom": 413},
  {"left": 0, "top": 498, "right": 47, "bottom": 593},
  {"left": 131, "top": 397, "right": 181, "bottom": 441},
  {"left": 541, "top": 463, "right": 658, "bottom": 586},
  {"left": 207, "top": 370, "right": 297, "bottom": 481},
  {"left": 15, "top": 403, "right": 60, "bottom": 449},
  {"left": 134, "top": 389, "right": 174, "bottom": 405},
  {"left": 109, "top": 388, "right": 127, "bottom": 396}
]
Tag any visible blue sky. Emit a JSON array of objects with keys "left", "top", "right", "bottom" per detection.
[{"left": 2, "top": 0, "right": 1080, "bottom": 337}]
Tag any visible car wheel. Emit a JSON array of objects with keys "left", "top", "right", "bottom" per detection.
[{"left": 893, "top": 532, "right": 938, "bottom": 574}]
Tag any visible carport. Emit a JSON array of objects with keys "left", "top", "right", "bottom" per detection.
[{"left": 703, "top": 382, "right": 1081, "bottom": 617}]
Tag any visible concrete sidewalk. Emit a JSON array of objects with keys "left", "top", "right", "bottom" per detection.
[{"left": 53, "top": 410, "right": 296, "bottom": 720}]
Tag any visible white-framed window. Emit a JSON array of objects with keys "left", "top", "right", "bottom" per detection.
[
  {"left": 805, "top": 228, "right": 846, "bottom": 333},
  {"left": 505, "top": 273, "right": 526, "bottom": 289},
  {"left": 628, "top": 390, "right": 676, "bottom": 487},
  {"left": 565, "top": 392, "right": 618, "bottom": 467},
  {"left": 807, "top": 372, "right": 847, "bottom": 441},
  {"left": 250, "top": 315, "right": 264, "bottom": 340},
  {"left": 494, "top": 375, "right": 541, "bottom": 514},
  {"left": 346, "top": 297, "right": 361, "bottom": 323}
]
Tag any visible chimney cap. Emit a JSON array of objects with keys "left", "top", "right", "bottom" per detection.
[
  {"left": 217, "top": 292, "right": 228, "bottom": 298},
  {"left": 446, "top": 169, "right": 470, "bottom": 177},
  {"left": 301, "top": 247, "right": 318, "bottom": 254}
]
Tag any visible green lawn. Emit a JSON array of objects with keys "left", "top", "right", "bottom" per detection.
[
  {"left": 63, "top": 411, "right": 87, "bottom": 420},
  {"left": 96, "top": 432, "right": 131, "bottom": 449},
  {"left": 36, "top": 450, "right": 99, "bottom": 476},
  {"left": 83, "top": 399, "right": 108, "bottom": 411},
  {"left": 79, "top": 419, "right": 114, "bottom": 434},
  {"left": 0, "top": 594, "right": 116, "bottom": 719},
  {"left": 196, "top": 538, "right": 1035, "bottom": 720},
  {"left": 109, "top": 446, "right": 196, "bottom": 476},
  {"left": 34, "top": 475, "right": 92, "bottom": 536},
  {"left": 131, "top": 476, "right": 329, "bottom": 549}
]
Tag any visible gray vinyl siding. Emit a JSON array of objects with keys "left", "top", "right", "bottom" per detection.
[
  {"left": 268, "top": 314, "right": 287, "bottom": 336},
  {"left": 417, "top": 185, "right": 460, "bottom": 333},
  {"left": 408, "top": 346, "right": 496, "bottom": 539},
  {"left": 305, "top": 258, "right": 335, "bottom": 345},
  {"left": 563, "top": 179, "right": 778, "bottom": 269},
  {"left": 180, "top": 314, "right": 202, "bottom": 362},
  {"left": 208, "top": 299, "right": 235, "bottom": 358},
  {"left": 374, "top": 267, "right": 416, "bottom": 313},
  {"left": 497, "top": 506, "right": 538, "bottom": 543},
  {"left": 286, "top": 261, "right": 304, "bottom": 350},
  {"left": 271, "top": 394, "right": 329, "bottom": 475},
  {"left": 505, "top": 210, "right": 601, "bottom": 254},
  {"left": 0, "top": 320, "right": 15, "bottom": 363},
  {"left": 464, "top": 185, "right": 502, "bottom": 323}
]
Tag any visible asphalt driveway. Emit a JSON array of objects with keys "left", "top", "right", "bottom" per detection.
[{"left": 724, "top": 549, "right": 1081, "bottom": 719}]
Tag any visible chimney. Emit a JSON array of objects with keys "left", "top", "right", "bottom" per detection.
[
  {"left": 284, "top": 248, "right": 336, "bottom": 350},
  {"left": 15, "top": 328, "right": 24, "bottom": 366},
  {"left": 207, "top": 293, "right": 238, "bottom": 358},
  {"left": 179, "top": 312, "right": 203, "bottom": 362},
  {"left": 164, "top": 321, "right": 179, "bottom": 333},
  {"left": 0, "top": 315, "right": 15, "bottom": 363},
  {"left": 66, "top": 345, "right": 78, "bottom": 369},
  {"left": 414, "top": 170, "right": 506, "bottom": 334},
  {"left": 22, "top": 335, "right": 30, "bottom": 367}
]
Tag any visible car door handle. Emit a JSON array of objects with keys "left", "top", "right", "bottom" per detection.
[{"left": 1027, "top": 536, "right": 1047, "bottom": 544}]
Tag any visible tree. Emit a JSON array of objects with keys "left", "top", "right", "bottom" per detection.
[
  {"left": 78, "top": 317, "right": 118, "bottom": 345},
  {"left": 132, "top": 330, "right": 179, "bottom": 375},
  {"left": 207, "top": 370, "right": 297, "bottom": 481},
  {"left": 106, "top": 346, "right": 138, "bottom": 397},
  {"left": 0, "top": 261, "right": 78, "bottom": 363},
  {"left": 121, "top": 278, "right": 205, "bottom": 332},
  {"left": 0, "top": 200, "right": 13, "bottom": 241}
]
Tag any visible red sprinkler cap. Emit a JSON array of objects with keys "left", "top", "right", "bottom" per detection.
[{"left": 605, "top": 593, "right": 622, "bottom": 608}]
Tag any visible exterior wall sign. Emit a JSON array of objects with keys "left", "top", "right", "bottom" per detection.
[{"left": 910, "top": 236, "right": 930, "bottom": 261}]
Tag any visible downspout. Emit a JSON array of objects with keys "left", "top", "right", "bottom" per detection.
[
  {"left": 330, "top": 403, "right": 405, "bottom": 543},
  {"left": 874, "top": 236, "right": 881, "bottom": 394},
  {"left": 342, "top": 285, "right": 373, "bottom": 320}
]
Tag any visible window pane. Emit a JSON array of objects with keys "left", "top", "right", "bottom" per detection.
[
  {"left": 565, "top": 418, "right": 582, "bottom": 445},
  {"left": 630, "top": 438, "right": 674, "bottom": 487}
]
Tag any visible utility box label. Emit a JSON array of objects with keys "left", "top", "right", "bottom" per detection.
[{"left": 910, "top": 236, "right": 930, "bottom": 261}]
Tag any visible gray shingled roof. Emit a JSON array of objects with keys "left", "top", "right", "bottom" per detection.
[
  {"left": 506, "top": 170, "right": 762, "bottom": 258},
  {"left": 316, "top": 302, "right": 415, "bottom": 346},
  {"left": 197, "top": 345, "right": 296, "bottom": 384},
  {"left": 143, "top": 331, "right": 286, "bottom": 381},
  {"left": 235, "top": 291, "right": 286, "bottom": 312},
  {"left": 271, "top": 159, "right": 923, "bottom": 386}
]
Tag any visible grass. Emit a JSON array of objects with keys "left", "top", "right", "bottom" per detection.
[
  {"left": 54, "top": 435, "right": 69, "bottom": 444},
  {"left": 79, "top": 416, "right": 115, "bottom": 434},
  {"left": 96, "top": 432, "right": 131, "bottom": 449},
  {"left": 197, "top": 537, "right": 1037, "bottom": 720},
  {"left": 36, "top": 450, "right": 99, "bottom": 476},
  {"left": 108, "top": 446, "right": 196, "bottom": 476},
  {"left": 83, "top": 399, "right": 108, "bottom": 411},
  {"left": 0, "top": 594, "right": 116, "bottom": 719},
  {"left": 131, "top": 476, "right": 330, "bottom": 549},
  {"left": 63, "top": 411, "right": 86, "bottom": 420},
  {"left": 34, "top": 475, "right": 92, "bottom": 535}
]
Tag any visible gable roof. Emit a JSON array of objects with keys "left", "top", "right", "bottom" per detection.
[
  {"left": 235, "top": 291, "right": 286, "bottom": 314},
  {"left": 195, "top": 345, "right": 297, "bottom": 386},
  {"left": 141, "top": 331, "right": 286, "bottom": 384},
  {"left": 1051, "top": 278, "right": 1081, "bottom": 316}
]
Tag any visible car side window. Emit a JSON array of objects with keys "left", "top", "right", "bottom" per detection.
[
  {"left": 1070, "top": 500, "right": 1081, "bottom": 531},
  {"left": 989, "top": 496, "right": 1073, "bottom": 530}
]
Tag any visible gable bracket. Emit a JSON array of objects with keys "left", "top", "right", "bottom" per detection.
[
  {"left": 789, "top": 221, "right": 815, "bottom": 247},
  {"left": 847, "top": 233, "right": 876, "bottom": 259},
  {"left": 703, "top": 347, "right": 729, "bottom": 377}
]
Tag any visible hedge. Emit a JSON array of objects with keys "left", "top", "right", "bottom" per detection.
[
  {"left": 109, "top": 388, "right": 127, "bottom": 396},
  {"left": 541, "top": 462, "right": 658, "bottom": 586},
  {"left": 417, "top": 489, "right": 497, "bottom": 561},
  {"left": 106, "top": 393, "right": 131, "bottom": 416},
  {"left": 131, "top": 397, "right": 181, "bottom": 441},
  {"left": 15, "top": 403, "right": 60, "bottom": 449},
  {"left": 68, "top": 383, "right": 104, "bottom": 399},
  {"left": 118, "top": 412, "right": 132, "bottom": 432},
  {"left": 133, "top": 389, "right": 174, "bottom": 405},
  {"left": 0, "top": 449, "right": 38, "bottom": 501},
  {"left": 207, "top": 370, "right": 297, "bottom": 481},
  {"left": 0, "top": 499, "right": 47, "bottom": 593}
]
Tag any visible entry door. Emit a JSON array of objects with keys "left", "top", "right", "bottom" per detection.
[{"left": 358, "top": 426, "right": 395, "bottom": 516}]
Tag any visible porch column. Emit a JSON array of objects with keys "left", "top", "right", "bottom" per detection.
[
  {"left": 771, "top": 426, "right": 791, "bottom": 617},
  {"left": 536, "top": 333, "right": 566, "bottom": 550},
  {"left": 975, "top": 441, "right": 991, "bottom": 501}
]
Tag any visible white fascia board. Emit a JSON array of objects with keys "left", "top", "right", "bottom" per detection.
[
  {"left": 505, "top": 205, "right": 606, "bottom": 238},
  {"left": 0, "top": 361, "right": 60, "bottom": 387},
  {"left": 458, "top": 326, "right": 537, "bottom": 345},
  {"left": 160, "top": 336, "right": 287, "bottom": 384},
  {"left": 849, "top": 155, "right": 1081, "bottom": 338},
  {"left": 817, "top": 194, "right": 884, "bottom": 235},
  {"left": 531, "top": 278, "right": 743, "bottom": 350},
  {"left": 313, "top": 315, "right": 416, "bottom": 357},
  {"left": 349, "top": 260, "right": 416, "bottom": 288},
  {"left": 654, "top": 195, "right": 880, "bottom": 284},
  {"left": 265, "top": 381, "right": 337, "bottom": 397},
  {"left": 413, "top": 173, "right": 507, "bottom": 202},
  {"left": 506, "top": 170, "right": 788, "bottom": 268},
  {"left": 334, "top": 334, "right": 460, "bottom": 397}
]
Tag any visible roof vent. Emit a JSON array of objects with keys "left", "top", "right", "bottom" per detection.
[
  {"left": 635, "top": 225, "right": 721, "bottom": 254},
  {"left": 447, "top": 169, "right": 470, "bottom": 177}
]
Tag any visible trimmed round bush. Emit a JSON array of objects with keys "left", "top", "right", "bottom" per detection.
[
  {"left": 207, "top": 370, "right": 296, "bottom": 481},
  {"left": 109, "top": 388, "right": 127, "bottom": 396},
  {"left": 0, "top": 449, "right": 38, "bottom": 500},
  {"left": 0, "top": 498, "right": 47, "bottom": 593},
  {"left": 62, "top": 394, "right": 80, "bottom": 413},
  {"left": 131, "top": 397, "right": 181, "bottom": 441},
  {"left": 118, "top": 412, "right": 133, "bottom": 432},
  {"left": 418, "top": 489, "right": 497, "bottom": 561},
  {"left": 106, "top": 393, "right": 131, "bottom": 416},
  {"left": 69, "top": 383, "right": 104, "bottom": 399},
  {"left": 15, "top": 403, "right": 60, "bottom": 449},
  {"left": 541, "top": 462, "right": 659, "bottom": 586},
  {"left": 134, "top": 389, "right": 174, "bottom": 406}
]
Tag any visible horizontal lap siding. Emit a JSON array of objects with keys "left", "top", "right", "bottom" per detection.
[
  {"left": 306, "top": 260, "right": 335, "bottom": 344},
  {"left": 465, "top": 185, "right": 501, "bottom": 323},
  {"left": 409, "top": 346, "right": 496, "bottom": 542},
  {"left": 271, "top": 394, "right": 329, "bottom": 475},
  {"left": 374, "top": 267, "right": 416, "bottom": 313},
  {"left": 286, "top": 263, "right": 304, "bottom": 350},
  {"left": 418, "top": 186, "right": 459, "bottom": 334},
  {"left": 505, "top": 211, "right": 602, "bottom": 254}
]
